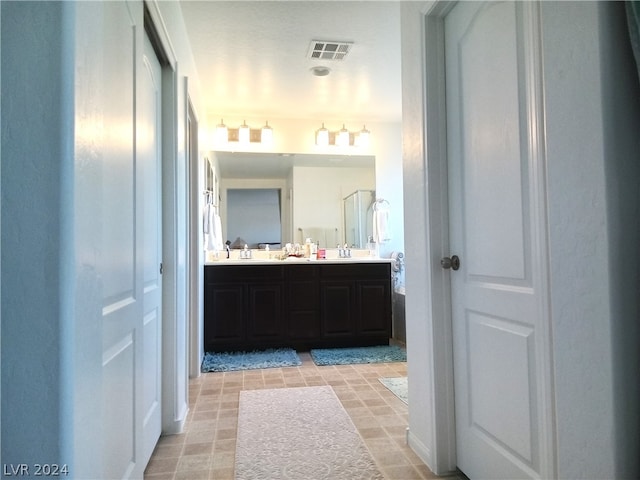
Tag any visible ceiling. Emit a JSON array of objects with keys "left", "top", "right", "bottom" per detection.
[{"left": 179, "top": 1, "right": 402, "bottom": 124}]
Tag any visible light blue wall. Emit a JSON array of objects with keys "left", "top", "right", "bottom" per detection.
[
  {"left": 1, "top": 0, "right": 75, "bottom": 468},
  {"left": 598, "top": 3, "right": 640, "bottom": 477},
  {"left": 541, "top": 2, "right": 640, "bottom": 477}
]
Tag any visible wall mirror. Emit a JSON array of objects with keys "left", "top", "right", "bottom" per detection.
[{"left": 214, "top": 151, "right": 375, "bottom": 248}]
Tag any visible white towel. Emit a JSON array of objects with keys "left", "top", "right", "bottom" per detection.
[
  {"left": 204, "top": 204, "right": 224, "bottom": 252},
  {"left": 204, "top": 204, "right": 216, "bottom": 251},
  {"left": 373, "top": 208, "right": 392, "bottom": 243},
  {"left": 212, "top": 213, "right": 223, "bottom": 251},
  {"left": 203, "top": 202, "right": 211, "bottom": 235}
]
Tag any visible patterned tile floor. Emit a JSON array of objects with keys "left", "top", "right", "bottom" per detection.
[{"left": 144, "top": 352, "right": 463, "bottom": 480}]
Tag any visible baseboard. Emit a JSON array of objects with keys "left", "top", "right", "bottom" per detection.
[
  {"left": 407, "top": 428, "right": 433, "bottom": 471},
  {"left": 162, "top": 405, "right": 188, "bottom": 435}
]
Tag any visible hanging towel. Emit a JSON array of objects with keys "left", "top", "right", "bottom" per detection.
[
  {"left": 212, "top": 213, "right": 223, "bottom": 251},
  {"left": 373, "top": 207, "right": 392, "bottom": 243},
  {"left": 204, "top": 204, "right": 224, "bottom": 252},
  {"left": 204, "top": 203, "right": 216, "bottom": 251},
  {"left": 203, "top": 202, "right": 211, "bottom": 235}
]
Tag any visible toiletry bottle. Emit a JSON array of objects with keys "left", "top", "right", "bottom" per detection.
[{"left": 304, "top": 238, "right": 311, "bottom": 258}]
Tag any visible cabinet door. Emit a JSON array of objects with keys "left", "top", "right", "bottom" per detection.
[
  {"left": 321, "top": 281, "right": 356, "bottom": 337},
  {"left": 246, "top": 283, "right": 283, "bottom": 342},
  {"left": 358, "top": 281, "right": 391, "bottom": 336},
  {"left": 204, "top": 284, "right": 244, "bottom": 349},
  {"left": 288, "top": 279, "right": 320, "bottom": 339}
]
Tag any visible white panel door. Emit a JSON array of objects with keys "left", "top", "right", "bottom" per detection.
[
  {"left": 100, "top": 2, "right": 141, "bottom": 479},
  {"left": 140, "top": 32, "right": 163, "bottom": 466},
  {"left": 100, "top": 6, "right": 163, "bottom": 477},
  {"left": 445, "top": 2, "right": 552, "bottom": 479}
]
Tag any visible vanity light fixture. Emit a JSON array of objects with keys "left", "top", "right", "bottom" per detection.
[
  {"left": 314, "top": 123, "right": 371, "bottom": 148},
  {"left": 216, "top": 119, "right": 274, "bottom": 145}
]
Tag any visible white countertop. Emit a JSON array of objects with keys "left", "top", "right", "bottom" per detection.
[
  {"left": 204, "top": 256, "right": 393, "bottom": 266},
  {"left": 205, "top": 248, "right": 393, "bottom": 266}
]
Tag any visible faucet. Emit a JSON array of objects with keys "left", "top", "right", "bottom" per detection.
[{"left": 225, "top": 240, "right": 231, "bottom": 259}]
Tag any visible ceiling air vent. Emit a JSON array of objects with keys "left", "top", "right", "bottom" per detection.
[{"left": 308, "top": 40, "right": 353, "bottom": 61}]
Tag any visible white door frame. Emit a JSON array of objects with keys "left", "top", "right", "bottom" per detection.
[
  {"left": 420, "top": 1, "right": 458, "bottom": 474},
  {"left": 420, "top": 1, "right": 556, "bottom": 476},
  {"left": 145, "top": 0, "right": 190, "bottom": 435},
  {"left": 186, "top": 90, "right": 203, "bottom": 379}
]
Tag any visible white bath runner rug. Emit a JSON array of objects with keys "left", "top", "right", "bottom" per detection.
[{"left": 235, "top": 385, "right": 384, "bottom": 480}]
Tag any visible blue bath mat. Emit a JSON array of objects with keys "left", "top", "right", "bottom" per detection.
[
  {"left": 201, "top": 348, "right": 302, "bottom": 372},
  {"left": 309, "top": 345, "right": 407, "bottom": 366}
]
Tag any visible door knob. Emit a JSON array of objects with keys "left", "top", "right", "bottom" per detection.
[{"left": 441, "top": 255, "right": 460, "bottom": 271}]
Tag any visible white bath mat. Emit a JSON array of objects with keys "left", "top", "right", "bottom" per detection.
[{"left": 235, "top": 386, "right": 384, "bottom": 479}]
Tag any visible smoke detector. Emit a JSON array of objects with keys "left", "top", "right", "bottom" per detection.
[
  {"left": 307, "top": 40, "right": 353, "bottom": 61},
  {"left": 310, "top": 66, "right": 331, "bottom": 77}
]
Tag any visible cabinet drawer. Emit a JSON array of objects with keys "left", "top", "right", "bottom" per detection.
[
  {"left": 287, "top": 264, "right": 319, "bottom": 280},
  {"left": 319, "top": 263, "right": 390, "bottom": 279},
  {"left": 205, "top": 265, "right": 285, "bottom": 283}
]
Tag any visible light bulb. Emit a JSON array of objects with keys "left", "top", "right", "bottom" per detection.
[
  {"left": 316, "top": 123, "right": 329, "bottom": 147},
  {"left": 215, "top": 119, "right": 228, "bottom": 145},
  {"left": 336, "top": 124, "right": 350, "bottom": 147},
  {"left": 357, "top": 125, "right": 370, "bottom": 148},
  {"left": 238, "top": 121, "right": 250, "bottom": 144},
  {"left": 261, "top": 121, "right": 273, "bottom": 145}
]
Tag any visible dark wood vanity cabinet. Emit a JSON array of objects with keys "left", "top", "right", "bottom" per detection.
[
  {"left": 204, "top": 262, "right": 391, "bottom": 352},
  {"left": 320, "top": 264, "right": 392, "bottom": 341},
  {"left": 204, "top": 265, "right": 285, "bottom": 351}
]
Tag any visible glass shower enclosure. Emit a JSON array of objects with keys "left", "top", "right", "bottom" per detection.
[{"left": 343, "top": 190, "right": 375, "bottom": 248}]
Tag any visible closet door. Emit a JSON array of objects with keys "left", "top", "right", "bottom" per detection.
[
  {"left": 99, "top": 3, "right": 163, "bottom": 478},
  {"left": 99, "top": 2, "right": 144, "bottom": 479},
  {"left": 140, "top": 30, "right": 163, "bottom": 468}
]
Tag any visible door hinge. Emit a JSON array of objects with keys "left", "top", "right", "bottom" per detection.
[{"left": 159, "top": 263, "right": 164, "bottom": 275}]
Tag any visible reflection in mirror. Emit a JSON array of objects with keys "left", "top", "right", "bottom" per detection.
[
  {"left": 227, "top": 188, "right": 281, "bottom": 248},
  {"left": 344, "top": 190, "right": 375, "bottom": 248},
  {"left": 213, "top": 152, "right": 375, "bottom": 248}
]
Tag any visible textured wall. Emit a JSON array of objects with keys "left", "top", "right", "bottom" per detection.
[
  {"left": 400, "top": 0, "right": 438, "bottom": 470},
  {"left": 541, "top": 2, "right": 640, "bottom": 477},
  {"left": 540, "top": 2, "right": 640, "bottom": 477},
  {"left": 1, "top": 0, "right": 75, "bottom": 468}
]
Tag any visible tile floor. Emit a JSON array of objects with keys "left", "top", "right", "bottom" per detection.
[{"left": 144, "top": 352, "right": 460, "bottom": 480}]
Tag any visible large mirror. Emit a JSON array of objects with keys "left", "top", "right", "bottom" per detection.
[{"left": 212, "top": 151, "right": 375, "bottom": 248}]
